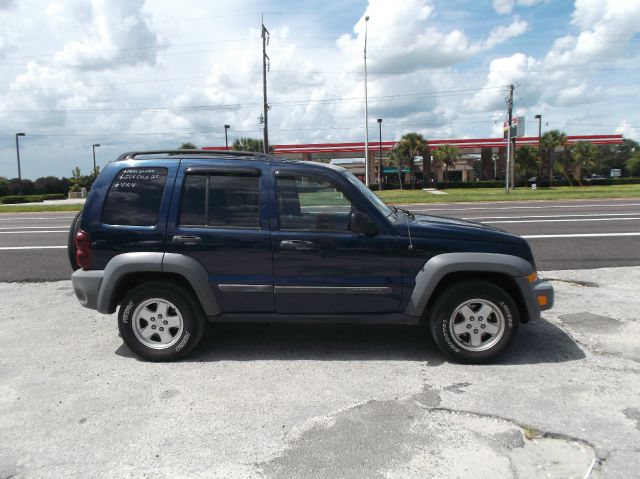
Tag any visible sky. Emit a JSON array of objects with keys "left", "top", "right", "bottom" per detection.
[{"left": 0, "top": 0, "right": 639, "bottom": 179}]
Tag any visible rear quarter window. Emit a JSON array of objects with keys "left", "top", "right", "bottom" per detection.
[{"left": 102, "top": 167, "right": 168, "bottom": 226}]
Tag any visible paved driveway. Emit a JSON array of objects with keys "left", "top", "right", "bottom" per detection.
[{"left": 1, "top": 267, "right": 639, "bottom": 478}]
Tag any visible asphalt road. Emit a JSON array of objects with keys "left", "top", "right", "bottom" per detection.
[{"left": 0, "top": 198, "right": 639, "bottom": 281}]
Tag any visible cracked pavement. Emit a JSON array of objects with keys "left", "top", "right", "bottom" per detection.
[{"left": 1, "top": 267, "right": 639, "bottom": 478}]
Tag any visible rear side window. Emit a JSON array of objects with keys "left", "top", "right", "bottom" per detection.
[
  {"left": 179, "top": 173, "right": 260, "bottom": 228},
  {"left": 102, "top": 167, "right": 168, "bottom": 226}
]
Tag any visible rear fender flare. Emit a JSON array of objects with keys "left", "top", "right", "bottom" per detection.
[{"left": 96, "top": 252, "right": 221, "bottom": 316}]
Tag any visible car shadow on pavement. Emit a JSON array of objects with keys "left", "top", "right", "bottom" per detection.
[{"left": 115, "top": 317, "right": 584, "bottom": 365}]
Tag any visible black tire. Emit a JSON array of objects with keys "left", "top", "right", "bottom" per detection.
[
  {"left": 67, "top": 211, "right": 82, "bottom": 271},
  {"left": 118, "top": 280, "right": 206, "bottom": 362},
  {"left": 429, "top": 280, "right": 520, "bottom": 364}
]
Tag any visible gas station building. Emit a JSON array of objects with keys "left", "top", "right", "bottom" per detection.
[{"left": 206, "top": 134, "right": 624, "bottom": 184}]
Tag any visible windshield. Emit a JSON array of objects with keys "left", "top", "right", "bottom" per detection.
[{"left": 343, "top": 171, "right": 394, "bottom": 217}]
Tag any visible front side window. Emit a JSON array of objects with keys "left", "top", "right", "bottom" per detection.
[
  {"left": 276, "top": 175, "right": 353, "bottom": 231},
  {"left": 102, "top": 167, "right": 168, "bottom": 226},
  {"left": 179, "top": 173, "right": 260, "bottom": 228}
]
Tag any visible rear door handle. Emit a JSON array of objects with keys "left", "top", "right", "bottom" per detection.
[
  {"left": 280, "top": 240, "right": 316, "bottom": 251},
  {"left": 172, "top": 235, "right": 202, "bottom": 245}
]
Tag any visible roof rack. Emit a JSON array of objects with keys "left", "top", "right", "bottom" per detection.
[{"left": 115, "top": 149, "right": 274, "bottom": 161}]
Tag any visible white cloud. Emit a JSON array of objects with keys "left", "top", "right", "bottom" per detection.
[
  {"left": 483, "top": 17, "right": 528, "bottom": 49},
  {"left": 616, "top": 121, "right": 639, "bottom": 141},
  {"left": 550, "top": 82, "right": 599, "bottom": 107},
  {"left": 337, "top": 0, "right": 528, "bottom": 73},
  {"left": 493, "top": 0, "right": 542, "bottom": 15},
  {"left": 465, "top": 53, "right": 541, "bottom": 112},
  {"left": 545, "top": 0, "right": 640, "bottom": 67},
  {"left": 52, "top": 0, "right": 162, "bottom": 70},
  {"left": 0, "top": 0, "right": 638, "bottom": 179}
]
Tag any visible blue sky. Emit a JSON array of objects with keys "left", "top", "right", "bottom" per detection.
[{"left": 0, "top": 0, "right": 638, "bottom": 179}]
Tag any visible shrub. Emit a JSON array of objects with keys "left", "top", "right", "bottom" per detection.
[{"left": 41, "top": 193, "right": 66, "bottom": 200}]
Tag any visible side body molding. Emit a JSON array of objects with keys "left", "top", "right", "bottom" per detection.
[
  {"left": 404, "top": 252, "right": 534, "bottom": 317},
  {"left": 96, "top": 252, "right": 221, "bottom": 316}
]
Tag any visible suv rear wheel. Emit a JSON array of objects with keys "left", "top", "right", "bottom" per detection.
[
  {"left": 429, "top": 280, "right": 519, "bottom": 363},
  {"left": 118, "top": 280, "right": 205, "bottom": 361}
]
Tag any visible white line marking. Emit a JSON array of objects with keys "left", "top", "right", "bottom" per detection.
[
  {"left": 463, "top": 212, "right": 640, "bottom": 220},
  {"left": 0, "top": 230, "right": 68, "bottom": 234},
  {"left": 403, "top": 203, "right": 640, "bottom": 212},
  {"left": 484, "top": 217, "right": 640, "bottom": 224},
  {"left": 0, "top": 246, "right": 66, "bottom": 250},
  {"left": 523, "top": 233, "right": 640, "bottom": 239},
  {"left": 0, "top": 226, "right": 71, "bottom": 230},
  {"left": 0, "top": 216, "right": 76, "bottom": 221}
]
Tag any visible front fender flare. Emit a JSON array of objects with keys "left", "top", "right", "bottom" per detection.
[{"left": 404, "top": 252, "right": 534, "bottom": 317}]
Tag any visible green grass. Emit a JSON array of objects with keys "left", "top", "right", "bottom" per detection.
[
  {"left": 376, "top": 184, "right": 640, "bottom": 204},
  {"left": 0, "top": 204, "right": 83, "bottom": 213}
]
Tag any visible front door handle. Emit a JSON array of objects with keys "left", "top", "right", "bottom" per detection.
[
  {"left": 280, "top": 240, "right": 316, "bottom": 251},
  {"left": 172, "top": 235, "right": 202, "bottom": 245}
]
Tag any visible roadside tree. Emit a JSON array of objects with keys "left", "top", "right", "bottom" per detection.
[
  {"left": 433, "top": 144, "right": 459, "bottom": 188},
  {"left": 515, "top": 145, "right": 539, "bottom": 180},
  {"left": 385, "top": 133, "right": 432, "bottom": 189},
  {"left": 626, "top": 152, "right": 640, "bottom": 177},
  {"left": 540, "top": 130, "right": 567, "bottom": 186},
  {"left": 232, "top": 137, "right": 273, "bottom": 153},
  {"left": 570, "top": 141, "right": 598, "bottom": 185}
]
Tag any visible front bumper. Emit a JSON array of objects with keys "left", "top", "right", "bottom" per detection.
[
  {"left": 533, "top": 280, "right": 554, "bottom": 311},
  {"left": 516, "top": 276, "right": 554, "bottom": 322},
  {"left": 71, "top": 269, "right": 104, "bottom": 311}
]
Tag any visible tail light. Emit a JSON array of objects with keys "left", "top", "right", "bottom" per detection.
[{"left": 75, "top": 230, "right": 92, "bottom": 270}]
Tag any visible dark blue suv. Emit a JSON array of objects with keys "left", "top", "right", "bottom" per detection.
[{"left": 70, "top": 150, "right": 553, "bottom": 363}]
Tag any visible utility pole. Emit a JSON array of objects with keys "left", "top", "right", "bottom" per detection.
[
  {"left": 15, "top": 132, "right": 25, "bottom": 195},
  {"left": 505, "top": 84, "right": 514, "bottom": 193},
  {"left": 363, "top": 15, "right": 370, "bottom": 186},
  {"left": 92, "top": 144, "right": 100, "bottom": 178},
  {"left": 224, "top": 124, "right": 230, "bottom": 150},
  {"left": 261, "top": 15, "right": 270, "bottom": 154},
  {"left": 535, "top": 114, "right": 542, "bottom": 185},
  {"left": 377, "top": 118, "right": 382, "bottom": 190}
]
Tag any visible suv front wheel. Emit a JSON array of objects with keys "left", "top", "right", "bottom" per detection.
[
  {"left": 429, "top": 280, "right": 520, "bottom": 363},
  {"left": 118, "top": 280, "right": 205, "bottom": 361}
]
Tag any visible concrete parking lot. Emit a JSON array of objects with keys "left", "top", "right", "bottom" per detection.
[{"left": 1, "top": 266, "right": 639, "bottom": 478}]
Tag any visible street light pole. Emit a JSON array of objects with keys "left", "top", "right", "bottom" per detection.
[
  {"left": 363, "top": 15, "right": 370, "bottom": 186},
  {"left": 92, "top": 144, "right": 101, "bottom": 178},
  {"left": 377, "top": 118, "right": 382, "bottom": 190},
  {"left": 224, "top": 124, "right": 230, "bottom": 150},
  {"left": 15, "top": 132, "right": 25, "bottom": 195},
  {"left": 535, "top": 114, "right": 542, "bottom": 184}
]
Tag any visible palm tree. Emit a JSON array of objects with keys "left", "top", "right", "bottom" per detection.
[
  {"left": 386, "top": 148, "right": 405, "bottom": 189},
  {"left": 540, "top": 130, "right": 567, "bottom": 187},
  {"left": 515, "top": 145, "right": 539, "bottom": 180},
  {"left": 433, "top": 144, "right": 459, "bottom": 188},
  {"left": 570, "top": 141, "right": 598, "bottom": 185},
  {"left": 394, "top": 133, "right": 431, "bottom": 188},
  {"left": 232, "top": 137, "right": 273, "bottom": 153}
]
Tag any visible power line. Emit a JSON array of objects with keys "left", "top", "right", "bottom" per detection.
[{"left": 0, "top": 86, "right": 504, "bottom": 113}]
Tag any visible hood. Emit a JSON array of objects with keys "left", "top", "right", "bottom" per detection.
[{"left": 405, "top": 213, "right": 523, "bottom": 244}]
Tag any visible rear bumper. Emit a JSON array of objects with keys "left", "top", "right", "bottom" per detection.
[{"left": 71, "top": 269, "right": 104, "bottom": 311}]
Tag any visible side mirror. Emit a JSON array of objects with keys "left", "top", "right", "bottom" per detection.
[{"left": 350, "top": 211, "right": 379, "bottom": 237}]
